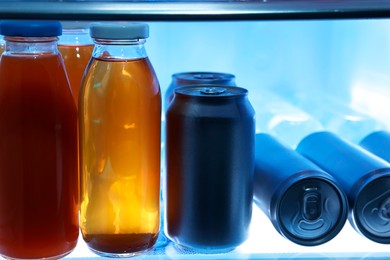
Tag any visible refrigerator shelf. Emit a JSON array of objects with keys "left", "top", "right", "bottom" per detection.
[
  {"left": 0, "top": 0, "right": 390, "bottom": 21},
  {"left": 65, "top": 205, "right": 390, "bottom": 259}
]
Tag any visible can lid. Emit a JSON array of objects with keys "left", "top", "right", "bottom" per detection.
[
  {"left": 173, "top": 72, "right": 236, "bottom": 86},
  {"left": 277, "top": 178, "right": 348, "bottom": 246},
  {"left": 175, "top": 85, "right": 247, "bottom": 98},
  {"left": 354, "top": 175, "right": 390, "bottom": 243},
  {"left": 0, "top": 20, "right": 62, "bottom": 37},
  {"left": 90, "top": 22, "right": 149, "bottom": 40}
]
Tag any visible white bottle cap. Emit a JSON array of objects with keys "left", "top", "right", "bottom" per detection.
[{"left": 90, "top": 22, "right": 149, "bottom": 40}]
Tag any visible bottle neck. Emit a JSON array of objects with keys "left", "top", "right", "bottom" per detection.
[
  {"left": 92, "top": 38, "right": 147, "bottom": 60},
  {"left": 4, "top": 36, "right": 59, "bottom": 55},
  {"left": 59, "top": 28, "right": 93, "bottom": 46}
]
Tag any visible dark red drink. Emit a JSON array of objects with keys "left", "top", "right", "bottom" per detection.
[{"left": 0, "top": 21, "right": 79, "bottom": 259}]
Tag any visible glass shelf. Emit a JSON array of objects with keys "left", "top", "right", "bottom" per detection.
[
  {"left": 0, "top": 0, "right": 390, "bottom": 21},
  {"left": 66, "top": 205, "right": 390, "bottom": 259}
]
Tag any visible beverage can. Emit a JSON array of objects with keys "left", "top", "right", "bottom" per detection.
[
  {"left": 165, "top": 85, "right": 255, "bottom": 253},
  {"left": 164, "top": 72, "right": 236, "bottom": 110},
  {"left": 254, "top": 133, "right": 348, "bottom": 246},
  {"left": 297, "top": 131, "right": 390, "bottom": 244},
  {"left": 360, "top": 130, "right": 390, "bottom": 162}
]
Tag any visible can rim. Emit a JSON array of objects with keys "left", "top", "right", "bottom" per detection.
[
  {"left": 353, "top": 173, "right": 390, "bottom": 244},
  {"left": 174, "top": 85, "right": 248, "bottom": 98},
  {"left": 273, "top": 174, "right": 348, "bottom": 246}
]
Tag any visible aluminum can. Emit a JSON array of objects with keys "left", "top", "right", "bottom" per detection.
[
  {"left": 254, "top": 133, "right": 348, "bottom": 246},
  {"left": 297, "top": 131, "right": 390, "bottom": 244},
  {"left": 165, "top": 85, "right": 255, "bottom": 253},
  {"left": 164, "top": 72, "right": 236, "bottom": 110},
  {"left": 360, "top": 130, "right": 390, "bottom": 162}
]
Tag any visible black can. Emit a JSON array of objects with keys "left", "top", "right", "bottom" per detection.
[
  {"left": 164, "top": 72, "right": 236, "bottom": 110},
  {"left": 254, "top": 133, "right": 348, "bottom": 246},
  {"left": 165, "top": 85, "right": 255, "bottom": 253},
  {"left": 296, "top": 131, "right": 390, "bottom": 244}
]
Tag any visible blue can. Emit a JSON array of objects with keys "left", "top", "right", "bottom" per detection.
[
  {"left": 360, "top": 130, "right": 390, "bottom": 162},
  {"left": 164, "top": 72, "right": 236, "bottom": 110},
  {"left": 254, "top": 133, "right": 348, "bottom": 246},
  {"left": 297, "top": 131, "right": 390, "bottom": 244},
  {"left": 165, "top": 85, "right": 255, "bottom": 253}
]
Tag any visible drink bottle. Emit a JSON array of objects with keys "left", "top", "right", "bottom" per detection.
[
  {"left": 59, "top": 21, "right": 93, "bottom": 108},
  {"left": 79, "top": 22, "right": 161, "bottom": 257},
  {"left": 0, "top": 20, "right": 79, "bottom": 259}
]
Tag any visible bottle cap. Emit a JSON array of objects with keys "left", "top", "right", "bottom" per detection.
[
  {"left": 90, "top": 22, "right": 149, "bottom": 40},
  {"left": 0, "top": 20, "right": 62, "bottom": 37}
]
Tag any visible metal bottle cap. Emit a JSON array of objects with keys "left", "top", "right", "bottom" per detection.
[
  {"left": 278, "top": 177, "right": 347, "bottom": 246},
  {"left": 354, "top": 175, "right": 390, "bottom": 243}
]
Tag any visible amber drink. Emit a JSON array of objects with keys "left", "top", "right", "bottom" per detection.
[
  {"left": 79, "top": 22, "right": 161, "bottom": 257},
  {"left": 59, "top": 22, "right": 93, "bottom": 108}
]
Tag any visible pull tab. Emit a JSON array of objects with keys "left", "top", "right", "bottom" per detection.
[
  {"left": 200, "top": 87, "right": 226, "bottom": 95},
  {"left": 380, "top": 197, "right": 390, "bottom": 220},
  {"left": 303, "top": 192, "right": 321, "bottom": 221}
]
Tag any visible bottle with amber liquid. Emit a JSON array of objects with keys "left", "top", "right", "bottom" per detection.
[
  {"left": 0, "top": 21, "right": 79, "bottom": 259},
  {"left": 79, "top": 22, "right": 161, "bottom": 257},
  {"left": 58, "top": 22, "right": 93, "bottom": 108}
]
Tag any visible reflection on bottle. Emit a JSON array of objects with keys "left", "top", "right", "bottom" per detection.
[
  {"left": 250, "top": 89, "right": 324, "bottom": 148},
  {"left": 0, "top": 35, "right": 4, "bottom": 56},
  {"left": 58, "top": 21, "right": 94, "bottom": 109}
]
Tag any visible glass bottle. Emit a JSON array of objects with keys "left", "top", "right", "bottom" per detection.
[
  {"left": 0, "top": 20, "right": 79, "bottom": 259},
  {"left": 0, "top": 35, "right": 4, "bottom": 55},
  {"left": 79, "top": 22, "right": 161, "bottom": 257},
  {"left": 59, "top": 22, "right": 94, "bottom": 108}
]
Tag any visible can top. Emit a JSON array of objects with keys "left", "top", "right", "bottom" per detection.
[
  {"left": 277, "top": 177, "right": 348, "bottom": 246},
  {"left": 175, "top": 85, "right": 247, "bottom": 98},
  {"left": 173, "top": 72, "right": 236, "bottom": 86},
  {"left": 0, "top": 20, "right": 62, "bottom": 37},
  {"left": 354, "top": 175, "right": 390, "bottom": 243},
  {"left": 90, "top": 22, "right": 149, "bottom": 40}
]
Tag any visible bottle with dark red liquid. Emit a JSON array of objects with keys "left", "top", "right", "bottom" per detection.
[{"left": 0, "top": 21, "right": 79, "bottom": 259}]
